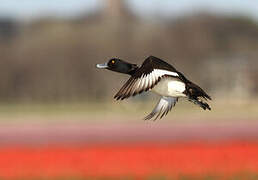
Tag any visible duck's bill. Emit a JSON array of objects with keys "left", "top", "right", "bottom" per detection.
[{"left": 96, "top": 63, "right": 108, "bottom": 69}]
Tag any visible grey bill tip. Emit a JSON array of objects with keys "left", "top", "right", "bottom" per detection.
[{"left": 96, "top": 63, "right": 108, "bottom": 69}]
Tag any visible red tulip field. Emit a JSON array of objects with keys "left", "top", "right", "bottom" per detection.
[{"left": 0, "top": 122, "right": 257, "bottom": 179}]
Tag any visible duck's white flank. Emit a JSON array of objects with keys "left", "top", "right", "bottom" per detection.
[{"left": 151, "top": 78, "right": 186, "bottom": 97}]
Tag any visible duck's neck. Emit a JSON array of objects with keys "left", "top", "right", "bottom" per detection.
[{"left": 127, "top": 64, "right": 138, "bottom": 75}]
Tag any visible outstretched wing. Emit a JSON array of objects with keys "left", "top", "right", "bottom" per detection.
[
  {"left": 114, "top": 56, "right": 180, "bottom": 100},
  {"left": 144, "top": 96, "right": 178, "bottom": 120}
]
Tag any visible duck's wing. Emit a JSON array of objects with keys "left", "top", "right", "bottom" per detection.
[
  {"left": 114, "top": 56, "right": 181, "bottom": 100},
  {"left": 144, "top": 96, "right": 178, "bottom": 120}
]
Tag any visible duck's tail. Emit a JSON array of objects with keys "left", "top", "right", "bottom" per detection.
[{"left": 185, "top": 81, "right": 212, "bottom": 110}]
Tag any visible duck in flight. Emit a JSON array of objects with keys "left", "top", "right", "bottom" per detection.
[{"left": 96, "top": 56, "right": 211, "bottom": 120}]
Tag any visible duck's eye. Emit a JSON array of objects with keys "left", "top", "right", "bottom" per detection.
[{"left": 111, "top": 60, "right": 115, "bottom": 64}]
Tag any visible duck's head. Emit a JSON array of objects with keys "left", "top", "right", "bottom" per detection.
[{"left": 96, "top": 58, "right": 138, "bottom": 75}]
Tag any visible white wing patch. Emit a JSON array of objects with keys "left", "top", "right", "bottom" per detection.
[
  {"left": 153, "top": 69, "right": 179, "bottom": 77},
  {"left": 114, "top": 69, "right": 180, "bottom": 100},
  {"left": 144, "top": 96, "right": 178, "bottom": 120}
]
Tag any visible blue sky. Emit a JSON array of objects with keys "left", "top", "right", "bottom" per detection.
[{"left": 0, "top": 0, "right": 258, "bottom": 20}]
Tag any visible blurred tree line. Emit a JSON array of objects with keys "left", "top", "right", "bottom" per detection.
[{"left": 0, "top": 11, "right": 258, "bottom": 102}]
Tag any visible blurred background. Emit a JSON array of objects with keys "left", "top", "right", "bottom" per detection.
[{"left": 0, "top": 0, "right": 258, "bottom": 179}]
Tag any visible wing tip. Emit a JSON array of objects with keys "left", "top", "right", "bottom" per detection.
[
  {"left": 114, "top": 94, "right": 129, "bottom": 101},
  {"left": 143, "top": 97, "right": 177, "bottom": 121}
]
